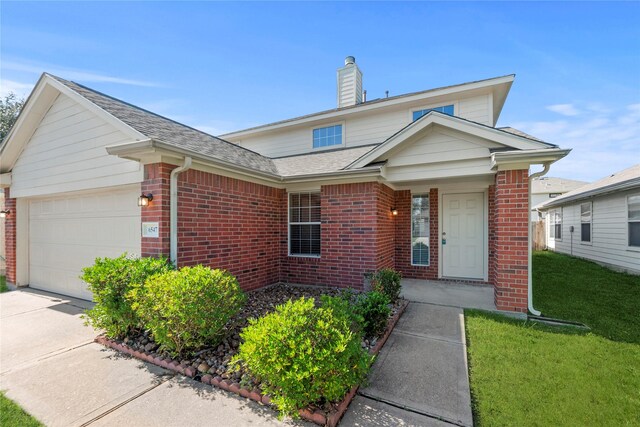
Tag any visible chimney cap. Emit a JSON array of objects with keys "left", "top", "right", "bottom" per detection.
[{"left": 345, "top": 56, "right": 356, "bottom": 66}]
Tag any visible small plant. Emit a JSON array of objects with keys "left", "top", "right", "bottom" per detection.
[
  {"left": 370, "top": 268, "right": 402, "bottom": 303},
  {"left": 129, "top": 265, "right": 245, "bottom": 355},
  {"left": 81, "top": 254, "right": 173, "bottom": 338},
  {"left": 233, "top": 297, "right": 372, "bottom": 418},
  {"left": 353, "top": 291, "right": 391, "bottom": 338}
]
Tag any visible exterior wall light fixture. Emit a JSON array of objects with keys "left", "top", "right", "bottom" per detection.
[
  {"left": 138, "top": 194, "right": 153, "bottom": 207},
  {"left": 0, "top": 210, "right": 10, "bottom": 218},
  {"left": 391, "top": 208, "right": 398, "bottom": 216}
]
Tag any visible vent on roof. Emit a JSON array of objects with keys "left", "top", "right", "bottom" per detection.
[{"left": 337, "top": 56, "right": 363, "bottom": 108}]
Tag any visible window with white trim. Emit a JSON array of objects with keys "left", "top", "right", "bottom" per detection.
[
  {"left": 550, "top": 209, "right": 562, "bottom": 240},
  {"left": 312, "top": 124, "right": 342, "bottom": 149},
  {"left": 580, "top": 202, "right": 592, "bottom": 243},
  {"left": 411, "top": 195, "right": 430, "bottom": 266},
  {"left": 628, "top": 194, "right": 640, "bottom": 247},
  {"left": 289, "top": 192, "right": 321, "bottom": 256},
  {"left": 412, "top": 104, "right": 454, "bottom": 121}
]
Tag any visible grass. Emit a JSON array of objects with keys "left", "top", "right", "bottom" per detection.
[
  {"left": 0, "top": 275, "right": 7, "bottom": 293},
  {"left": 533, "top": 250, "right": 640, "bottom": 344},
  {"left": 0, "top": 392, "right": 43, "bottom": 427},
  {"left": 465, "top": 251, "right": 640, "bottom": 426}
]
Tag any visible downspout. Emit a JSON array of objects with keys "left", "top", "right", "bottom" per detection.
[
  {"left": 528, "top": 163, "right": 551, "bottom": 316},
  {"left": 170, "top": 157, "right": 192, "bottom": 265}
]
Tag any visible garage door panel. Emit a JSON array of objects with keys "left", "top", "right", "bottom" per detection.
[{"left": 29, "top": 185, "right": 141, "bottom": 300}]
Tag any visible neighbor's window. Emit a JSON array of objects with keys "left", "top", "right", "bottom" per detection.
[
  {"left": 312, "top": 124, "right": 342, "bottom": 149},
  {"left": 550, "top": 209, "right": 562, "bottom": 240},
  {"left": 581, "top": 202, "right": 592, "bottom": 243},
  {"left": 628, "top": 195, "right": 640, "bottom": 247},
  {"left": 411, "top": 195, "right": 430, "bottom": 266},
  {"left": 289, "top": 192, "right": 321, "bottom": 256},
  {"left": 412, "top": 104, "right": 454, "bottom": 121}
]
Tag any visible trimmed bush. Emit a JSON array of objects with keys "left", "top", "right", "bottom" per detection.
[
  {"left": 81, "top": 254, "right": 173, "bottom": 339},
  {"left": 233, "top": 297, "right": 372, "bottom": 417},
  {"left": 370, "top": 268, "right": 402, "bottom": 303},
  {"left": 129, "top": 266, "right": 246, "bottom": 355},
  {"left": 354, "top": 291, "right": 391, "bottom": 338}
]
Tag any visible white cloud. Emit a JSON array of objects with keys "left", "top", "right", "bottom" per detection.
[
  {"left": 0, "top": 79, "right": 34, "bottom": 98},
  {"left": 511, "top": 102, "right": 640, "bottom": 182},
  {"left": 2, "top": 60, "right": 160, "bottom": 87},
  {"left": 546, "top": 103, "right": 581, "bottom": 116}
]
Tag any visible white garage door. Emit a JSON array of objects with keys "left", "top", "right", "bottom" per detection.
[{"left": 29, "top": 185, "right": 141, "bottom": 300}]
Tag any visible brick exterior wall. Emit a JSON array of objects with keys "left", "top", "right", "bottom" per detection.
[
  {"left": 3, "top": 188, "right": 16, "bottom": 284},
  {"left": 488, "top": 183, "right": 497, "bottom": 285},
  {"left": 394, "top": 188, "right": 439, "bottom": 280},
  {"left": 492, "top": 170, "right": 529, "bottom": 312},
  {"left": 281, "top": 182, "right": 396, "bottom": 289},
  {"left": 141, "top": 163, "right": 173, "bottom": 258}
]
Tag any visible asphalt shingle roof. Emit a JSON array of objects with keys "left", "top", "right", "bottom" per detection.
[
  {"left": 51, "top": 75, "right": 280, "bottom": 175},
  {"left": 272, "top": 145, "right": 379, "bottom": 176}
]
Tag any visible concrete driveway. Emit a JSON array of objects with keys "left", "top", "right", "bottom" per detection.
[{"left": 0, "top": 289, "right": 308, "bottom": 427}]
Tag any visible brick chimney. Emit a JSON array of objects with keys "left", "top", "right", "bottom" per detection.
[{"left": 337, "top": 56, "right": 363, "bottom": 108}]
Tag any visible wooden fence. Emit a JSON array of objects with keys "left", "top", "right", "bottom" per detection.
[{"left": 532, "top": 220, "right": 546, "bottom": 250}]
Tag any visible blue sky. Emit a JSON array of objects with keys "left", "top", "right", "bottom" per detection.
[{"left": 1, "top": 1, "right": 638, "bottom": 182}]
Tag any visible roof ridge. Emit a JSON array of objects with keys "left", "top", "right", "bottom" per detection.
[{"left": 46, "top": 73, "right": 271, "bottom": 161}]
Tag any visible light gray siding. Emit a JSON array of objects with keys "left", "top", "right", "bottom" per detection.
[{"left": 547, "top": 188, "right": 640, "bottom": 274}]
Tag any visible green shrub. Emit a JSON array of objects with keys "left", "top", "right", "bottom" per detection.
[
  {"left": 129, "top": 265, "right": 246, "bottom": 355},
  {"left": 320, "top": 293, "right": 364, "bottom": 334},
  {"left": 233, "top": 297, "right": 372, "bottom": 417},
  {"left": 81, "top": 254, "right": 173, "bottom": 338},
  {"left": 354, "top": 291, "right": 391, "bottom": 338},
  {"left": 370, "top": 268, "right": 402, "bottom": 303}
]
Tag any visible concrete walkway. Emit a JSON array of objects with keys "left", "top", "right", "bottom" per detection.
[
  {"left": 0, "top": 289, "right": 309, "bottom": 427},
  {"left": 341, "top": 302, "right": 473, "bottom": 427}
]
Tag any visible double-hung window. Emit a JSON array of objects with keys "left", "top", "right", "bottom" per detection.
[
  {"left": 411, "top": 195, "right": 430, "bottom": 266},
  {"left": 289, "top": 192, "right": 321, "bottom": 256},
  {"left": 313, "top": 124, "right": 342, "bottom": 149},
  {"left": 580, "top": 202, "right": 592, "bottom": 243},
  {"left": 412, "top": 104, "right": 454, "bottom": 121},
  {"left": 550, "top": 209, "right": 562, "bottom": 240},
  {"left": 628, "top": 195, "right": 640, "bottom": 247}
]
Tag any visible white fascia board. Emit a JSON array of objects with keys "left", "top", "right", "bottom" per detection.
[
  {"left": 490, "top": 148, "right": 571, "bottom": 171},
  {"left": 222, "top": 75, "right": 515, "bottom": 139},
  {"left": 538, "top": 178, "right": 640, "bottom": 210},
  {"left": 0, "top": 173, "right": 11, "bottom": 188},
  {"left": 347, "top": 112, "right": 554, "bottom": 170},
  {"left": 106, "top": 140, "right": 384, "bottom": 186}
]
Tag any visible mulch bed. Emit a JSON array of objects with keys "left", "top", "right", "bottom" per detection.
[{"left": 95, "top": 283, "right": 409, "bottom": 426}]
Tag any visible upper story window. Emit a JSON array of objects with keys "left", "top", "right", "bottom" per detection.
[
  {"left": 580, "top": 202, "right": 592, "bottom": 243},
  {"left": 412, "top": 104, "right": 454, "bottom": 121},
  {"left": 313, "top": 124, "right": 342, "bottom": 149},
  {"left": 628, "top": 194, "right": 640, "bottom": 247}
]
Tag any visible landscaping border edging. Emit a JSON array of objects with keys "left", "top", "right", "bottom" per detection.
[{"left": 95, "top": 299, "right": 409, "bottom": 426}]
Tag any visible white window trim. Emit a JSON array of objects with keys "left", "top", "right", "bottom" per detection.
[
  {"left": 409, "top": 101, "right": 458, "bottom": 122},
  {"left": 627, "top": 194, "right": 640, "bottom": 251},
  {"left": 550, "top": 208, "right": 563, "bottom": 241},
  {"left": 580, "top": 201, "right": 593, "bottom": 245},
  {"left": 410, "top": 193, "right": 430, "bottom": 267},
  {"left": 311, "top": 121, "right": 346, "bottom": 151},
  {"left": 288, "top": 192, "right": 321, "bottom": 258}
]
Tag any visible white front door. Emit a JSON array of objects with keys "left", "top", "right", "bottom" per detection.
[{"left": 442, "top": 193, "right": 484, "bottom": 279}]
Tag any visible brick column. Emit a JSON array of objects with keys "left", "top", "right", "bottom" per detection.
[
  {"left": 493, "top": 170, "right": 529, "bottom": 312},
  {"left": 4, "top": 188, "right": 16, "bottom": 284},
  {"left": 140, "top": 163, "right": 173, "bottom": 259}
]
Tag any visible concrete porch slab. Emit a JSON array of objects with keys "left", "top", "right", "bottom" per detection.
[
  {"left": 0, "top": 344, "right": 172, "bottom": 427},
  {"left": 401, "top": 278, "right": 495, "bottom": 310},
  {"left": 92, "top": 375, "right": 311, "bottom": 427}
]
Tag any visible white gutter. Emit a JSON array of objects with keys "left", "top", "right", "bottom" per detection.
[
  {"left": 170, "top": 157, "right": 192, "bottom": 265},
  {"left": 527, "top": 163, "right": 551, "bottom": 316}
]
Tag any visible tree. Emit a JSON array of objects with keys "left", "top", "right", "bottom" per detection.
[{"left": 0, "top": 92, "right": 26, "bottom": 142}]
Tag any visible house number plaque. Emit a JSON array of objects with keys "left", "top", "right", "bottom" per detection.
[{"left": 142, "top": 222, "right": 159, "bottom": 238}]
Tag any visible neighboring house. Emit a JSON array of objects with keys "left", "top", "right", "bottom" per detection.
[
  {"left": 0, "top": 191, "right": 4, "bottom": 274},
  {"left": 530, "top": 177, "right": 587, "bottom": 221},
  {"left": 0, "top": 57, "right": 569, "bottom": 312},
  {"left": 538, "top": 164, "right": 640, "bottom": 275}
]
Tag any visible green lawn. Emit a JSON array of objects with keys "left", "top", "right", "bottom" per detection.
[
  {"left": 466, "top": 251, "right": 640, "bottom": 426},
  {"left": 0, "top": 392, "right": 42, "bottom": 427},
  {"left": 0, "top": 275, "right": 7, "bottom": 293}
]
